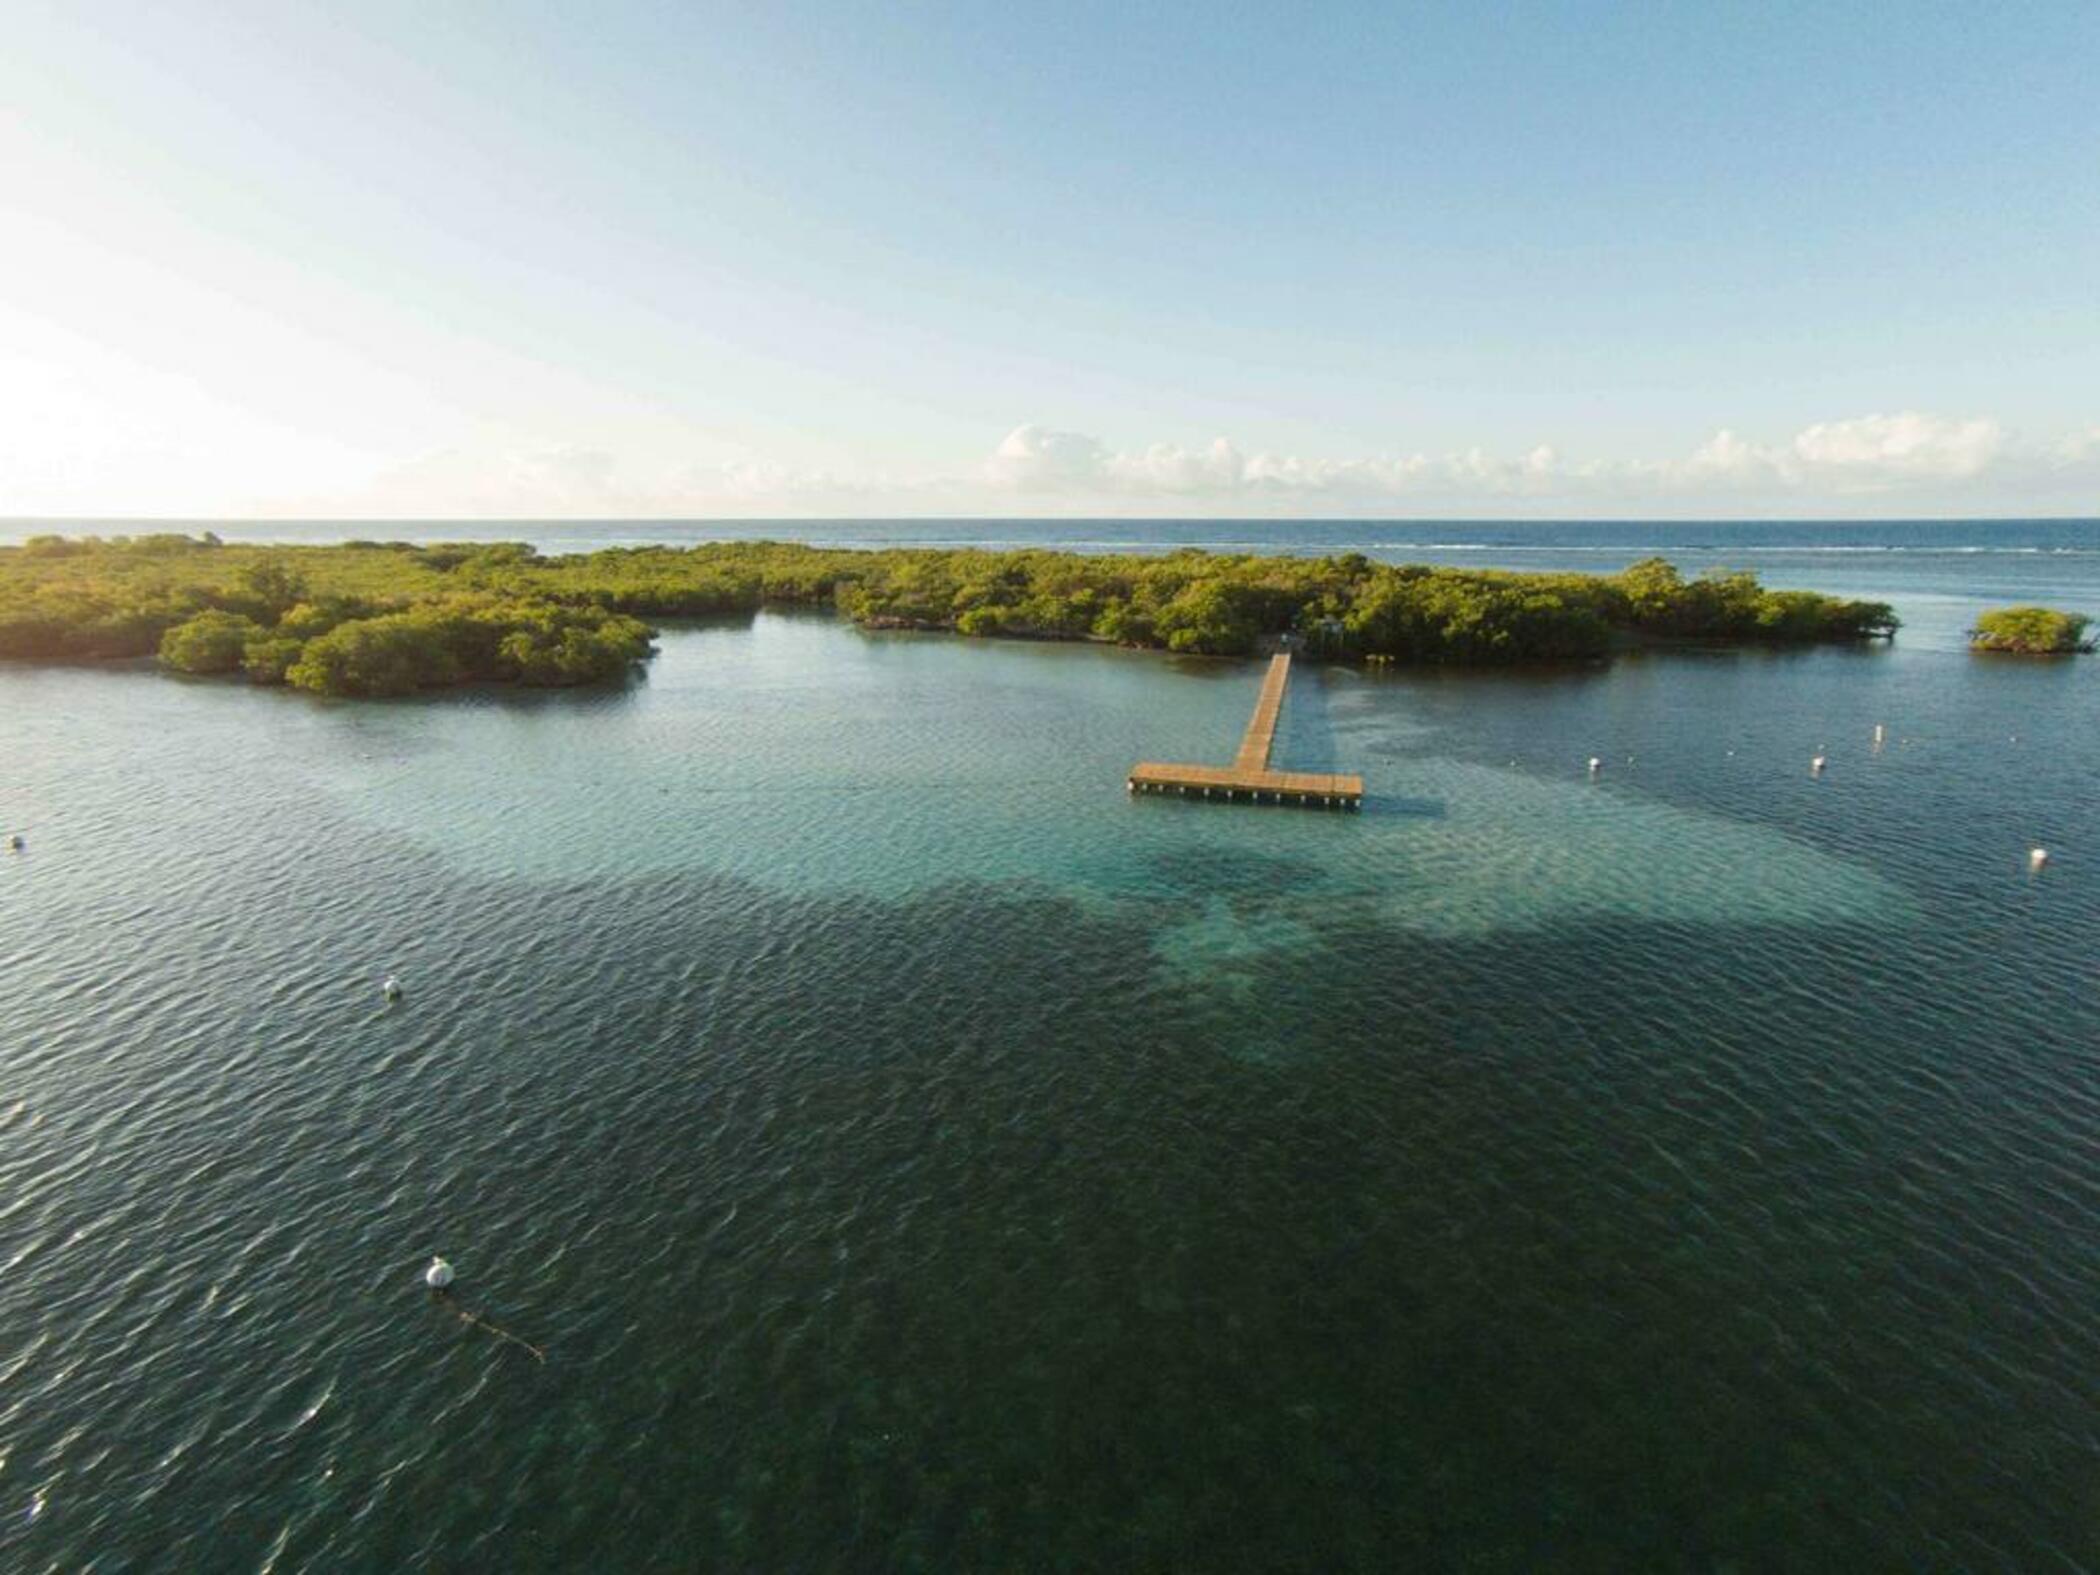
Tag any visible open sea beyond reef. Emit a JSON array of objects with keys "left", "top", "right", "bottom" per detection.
[{"left": 5, "top": 518, "right": 2100, "bottom": 1570}]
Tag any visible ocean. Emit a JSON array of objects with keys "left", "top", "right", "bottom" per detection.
[{"left": 3, "top": 518, "right": 2098, "bottom": 1568}]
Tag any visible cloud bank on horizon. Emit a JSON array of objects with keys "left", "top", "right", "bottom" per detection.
[
  {"left": 982, "top": 412, "right": 2029, "bottom": 502},
  {"left": 267, "top": 412, "right": 2098, "bottom": 521}
]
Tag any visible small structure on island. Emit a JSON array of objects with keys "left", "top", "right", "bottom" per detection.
[
  {"left": 1127, "top": 653, "right": 1361, "bottom": 809},
  {"left": 425, "top": 1255, "right": 455, "bottom": 1291}
]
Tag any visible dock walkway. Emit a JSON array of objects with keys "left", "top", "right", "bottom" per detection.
[{"left": 1128, "top": 653, "right": 1362, "bottom": 809}]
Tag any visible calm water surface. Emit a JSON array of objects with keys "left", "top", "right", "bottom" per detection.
[{"left": 4, "top": 525, "right": 2099, "bottom": 1568}]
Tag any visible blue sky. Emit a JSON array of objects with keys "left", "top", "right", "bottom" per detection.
[{"left": 3, "top": 0, "right": 2095, "bottom": 517}]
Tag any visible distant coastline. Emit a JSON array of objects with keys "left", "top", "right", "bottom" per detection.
[{"left": 7, "top": 516, "right": 2100, "bottom": 559}]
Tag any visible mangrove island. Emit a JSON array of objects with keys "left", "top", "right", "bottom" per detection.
[
  {"left": 1968, "top": 605, "right": 2094, "bottom": 655},
  {"left": 0, "top": 534, "right": 1900, "bottom": 698}
]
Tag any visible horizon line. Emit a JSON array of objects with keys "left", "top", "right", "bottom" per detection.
[{"left": 5, "top": 513, "right": 2099, "bottom": 528}]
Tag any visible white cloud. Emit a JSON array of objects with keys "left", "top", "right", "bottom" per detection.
[
  {"left": 967, "top": 411, "right": 2083, "bottom": 512},
  {"left": 102, "top": 411, "right": 2100, "bottom": 522},
  {"left": 984, "top": 424, "right": 1115, "bottom": 492},
  {"left": 1681, "top": 428, "right": 1770, "bottom": 483},
  {"left": 1788, "top": 412, "right": 2002, "bottom": 485}
]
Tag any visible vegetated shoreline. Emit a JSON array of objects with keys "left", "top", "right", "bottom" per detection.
[{"left": 0, "top": 533, "right": 1900, "bottom": 699}]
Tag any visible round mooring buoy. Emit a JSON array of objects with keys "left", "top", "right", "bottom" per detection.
[
  {"left": 2030, "top": 847, "right": 2050, "bottom": 871},
  {"left": 1586, "top": 756, "right": 1602, "bottom": 775},
  {"left": 1811, "top": 755, "right": 1827, "bottom": 775},
  {"left": 382, "top": 975, "right": 402, "bottom": 1001},
  {"left": 425, "top": 1256, "right": 455, "bottom": 1291}
]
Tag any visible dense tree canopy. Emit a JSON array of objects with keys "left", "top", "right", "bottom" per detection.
[
  {"left": 0, "top": 535, "right": 1899, "bottom": 697},
  {"left": 1969, "top": 606, "right": 2094, "bottom": 654},
  {"left": 158, "top": 610, "right": 263, "bottom": 675}
]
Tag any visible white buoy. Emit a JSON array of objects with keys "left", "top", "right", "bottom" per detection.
[
  {"left": 2030, "top": 847, "right": 2050, "bottom": 871},
  {"left": 382, "top": 974, "right": 402, "bottom": 1001},
  {"left": 1587, "top": 756, "right": 1602, "bottom": 775},
  {"left": 1872, "top": 723, "right": 1886, "bottom": 745},
  {"left": 425, "top": 1255, "right": 455, "bottom": 1290},
  {"left": 1811, "top": 755, "right": 1827, "bottom": 775},
  {"left": 6, "top": 833, "right": 22, "bottom": 852}
]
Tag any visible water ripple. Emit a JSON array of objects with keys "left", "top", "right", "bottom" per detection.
[{"left": 4, "top": 617, "right": 2100, "bottom": 1567}]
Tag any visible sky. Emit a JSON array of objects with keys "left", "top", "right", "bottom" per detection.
[{"left": 2, "top": 0, "right": 2096, "bottom": 520}]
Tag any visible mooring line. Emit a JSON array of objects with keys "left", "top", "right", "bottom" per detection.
[{"left": 452, "top": 1303, "right": 546, "bottom": 1363}]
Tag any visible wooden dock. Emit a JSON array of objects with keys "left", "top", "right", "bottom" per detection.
[{"left": 1128, "top": 653, "right": 1363, "bottom": 809}]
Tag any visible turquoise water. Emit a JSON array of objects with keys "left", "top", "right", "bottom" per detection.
[{"left": 5, "top": 531, "right": 2100, "bottom": 1567}]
